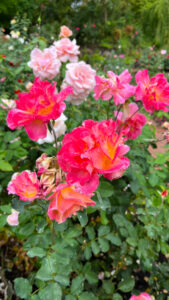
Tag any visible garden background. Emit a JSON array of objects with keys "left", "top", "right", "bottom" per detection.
[{"left": 0, "top": 0, "right": 169, "bottom": 299}]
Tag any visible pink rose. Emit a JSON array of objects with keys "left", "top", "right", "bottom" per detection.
[
  {"left": 7, "top": 209, "right": 19, "bottom": 226},
  {"left": 53, "top": 38, "right": 80, "bottom": 63},
  {"left": 160, "top": 49, "right": 167, "bottom": 55},
  {"left": 59, "top": 26, "right": 73, "bottom": 38},
  {"left": 28, "top": 47, "right": 61, "bottom": 80},
  {"left": 62, "top": 61, "right": 96, "bottom": 105},
  {"left": 130, "top": 292, "right": 152, "bottom": 300},
  {"left": 0, "top": 77, "right": 6, "bottom": 82}
]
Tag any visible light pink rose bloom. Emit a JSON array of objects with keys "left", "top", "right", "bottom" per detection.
[
  {"left": 28, "top": 47, "right": 61, "bottom": 80},
  {"left": 0, "top": 98, "right": 16, "bottom": 110},
  {"left": 62, "top": 61, "right": 96, "bottom": 105},
  {"left": 53, "top": 38, "right": 80, "bottom": 63},
  {"left": 59, "top": 26, "right": 72, "bottom": 38},
  {"left": 25, "top": 82, "right": 33, "bottom": 90},
  {"left": 7, "top": 209, "right": 19, "bottom": 226},
  {"left": 130, "top": 292, "right": 152, "bottom": 300},
  {"left": 160, "top": 49, "right": 167, "bottom": 55},
  {"left": 0, "top": 77, "right": 6, "bottom": 82}
]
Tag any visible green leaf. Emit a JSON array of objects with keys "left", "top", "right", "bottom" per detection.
[
  {"left": 106, "top": 233, "right": 122, "bottom": 246},
  {"left": 0, "top": 160, "right": 13, "bottom": 171},
  {"left": 118, "top": 278, "right": 135, "bottom": 292},
  {"left": 78, "top": 292, "right": 98, "bottom": 300},
  {"left": 149, "top": 173, "right": 159, "bottom": 187},
  {"left": 86, "top": 226, "right": 95, "bottom": 240},
  {"left": 84, "top": 247, "right": 92, "bottom": 260},
  {"left": 98, "top": 237, "right": 110, "bottom": 252},
  {"left": 0, "top": 215, "right": 7, "bottom": 228},
  {"left": 0, "top": 205, "right": 11, "bottom": 213},
  {"left": 113, "top": 214, "right": 128, "bottom": 227},
  {"left": 14, "top": 278, "right": 32, "bottom": 299},
  {"left": 77, "top": 210, "right": 88, "bottom": 227},
  {"left": 112, "top": 293, "right": 123, "bottom": 300},
  {"left": 19, "top": 222, "right": 35, "bottom": 237},
  {"left": 27, "top": 247, "right": 46, "bottom": 258},
  {"left": 91, "top": 241, "right": 100, "bottom": 255},
  {"left": 103, "top": 280, "right": 115, "bottom": 294},
  {"left": 98, "top": 181, "right": 114, "bottom": 197},
  {"left": 85, "top": 271, "right": 98, "bottom": 284},
  {"left": 38, "top": 282, "right": 62, "bottom": 300},
  {"left": 71, "top": 274, "right": 84, "bottom": 295},
  {"left": 65, "top": 296, "right": 76, "bottom": 300},
  {"left": 98, "top": 225, "right": 110, "bottom": 237}
]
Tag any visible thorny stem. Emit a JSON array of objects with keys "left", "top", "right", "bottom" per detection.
[
  {"left": 114, "top": 104, "right": 122, "bottom": 122},
  {"left": 117, "top": 106, "right": 142, "bottom": 133},
  {"left": 49, "top": 120, "right": 58, "bottom": 151}
]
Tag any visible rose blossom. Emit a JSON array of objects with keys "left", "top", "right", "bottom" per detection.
[
  {"left": 135, "top": 69, "right": 169, "bottom": 113},
  {"left": 0, "top": 77, "right": 6, "bottom": 82},
  {"left": 7, "top": 171, "right": 39, "bottom": 201},
  {"left": 7, "top": 209, "right": 19, "bottom": 226},
  {"left": 37, "top": 113, "right": 67, "bottom": 144},
  {"left": 7, "top": 78, "right": 73, "bottom": 141},
  {"left": 28, "top": 47, "right": 61, "bottom": 80},
  {"left": 130, "top": 292, "right": 152, "bottom": 300},
  {"left": 161, "top": 190, "right": 168, "bottom": 198},
  {"left": 160, "top": 49, "right": 167, "bottom": 55},
  {"left": 94, "top": 69, "right": 135, "bottom": 104},
  {"left": 59, "top": 26, "right": 73, "bottom": 38},
  {"left": 62, "top": 61, "right": 96, "bottom": 105},
  {"left": 115, "top": 103, "right": 147, "bottom": 139},
  {"left": 47, "top": 183, "right": 96, "bottom": 223},
  {"left": 53, "top": 38, "right": 80, "bottom": 63},
  {"left": 57, "top": 119, "right": 130, "bottom": 194}
]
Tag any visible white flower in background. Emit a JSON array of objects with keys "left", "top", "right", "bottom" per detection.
[
  {"left": 62, "top": 61, "right": 96, "bottom": 105},
  {"left": 18, "top": 37, "right": 24, "bottom": 44},
  {"left": 37, "top": 114, "right": 67, "bottom": 144},
  {"left": 8, "top": 45, "right": 14, "bottom": 51},
  {"left": 0, "top": 99, "right": 16, "bottom": 110},
  {"left": 160, "top": 49, "right": 167, "bottom": 55},
  {"left": 5, "top": 34, "right": 10, "bottom": 39},
  {"left": 10, "top": 19, "right": 16, "bottom": 25},
  {"left": 23, "top": 27, "right": 27, "bottom": 31},
  {"left": 7, "top": 209, "right": 19, "bottom": 226}
]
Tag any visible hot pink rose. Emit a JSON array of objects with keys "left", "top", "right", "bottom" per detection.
[
  {"left": 7, "top": 171, "right": 39, "bottom": 201},
  {"left": 94, "top": 70, "right": 135, "bottom": 104},
  {"left": 115, "top": 103, "right": 147, "bottom": 139},
  {"left": 57, "top": 119, "right": 130, "bottom": 194},
  {"left": 28, "top": 47, "right": 61, "bottom": 80},
  {"left": 53, "top": 38, "right": 80, "bottom": 63},
  {"left": 7, "top": 209, "right": 19, "bottom": 226},
  {"left": 6, "top": 78, "right": 73, "bottom": 141},
  {"left": 59, "top": 26, "right": 73, "bottom": 38},
  {"left": 135, "top": 69, "right": 169, "bottom": 113},
  {"left": 130, "top": 292, "right": 152, "bottom": 300},
  {"left": 62, "top": 61, "right": 96, "bottom": 105},
  {"left": 48, "top": 183, "right": 96, "bottom": 223},
  {"left": 107, "top": 69, "right": 135, "bottom": 105}
]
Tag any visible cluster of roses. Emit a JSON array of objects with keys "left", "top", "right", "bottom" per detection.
[{"left": 6, "top": 26, "right": 169, "bottom": 225}]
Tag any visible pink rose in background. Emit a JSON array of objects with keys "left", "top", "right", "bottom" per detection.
[
  {"left": 76, "top": 27, "right": 80, "bottom": 31},
  {"left": 47, "top": 183, "right": 96, "bottom": 224},
  {"left": 7, "top": 209, "right": 19, "bottom": 226},
  {"left": 7, "top": 171, "right": 40, "bottom": 201},
  {"left": 92, "top": 24, "right": 96, "bottom": 28},
  {"left": 28, "top": 47, "right": 61, "bottom": 80},
  {"left": 119, "top": 54, "right": 125, "bottom": 58},
  {"left": 0, "top": 98, "right": 16, "bottom": 110},
  {"left": 0, "top": 77, "right": 6, "bottom": 82},
  {"left": 130, "top": 292, "right": 152, "bottom": 300},
  {"left": 25, "top": 81, "right": 33, "bottom": 90},
  {"left": 7, "top": 78, "right": 73, "bottom": 140},
  {"left": 94, "top": 76, "right": 113, "bottom": 101},
  {"left": 135, "top": 69, "right": 169, "bottom": 113},
  {"left": 115, "top": 103, "right": 147, "bottom": 139},
  {"left": 62, "top": 61, "right": 96, "bottom": 105},
  {"left": 59, "top": 26, "right": 73, "bottom": 38},
  {"left": 53, "top": 38, "right": 80, "bottom": 63},
  {"left": 57, "top": 119, "right": 130, "bottom": 194}
]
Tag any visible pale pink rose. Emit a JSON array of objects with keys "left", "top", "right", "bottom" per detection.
[
  {"left": 59, "top": 26, "right": 72, "bottom": 38},
  {"left": 160, "top": 49, "right": 167, "bottom": 55},
  {"left": 119, "top": 54, "right": 125, "bottom": 58},
  {"left": 62, "top": 61, "right": 96, "bottom": 105},
  {"left": 53, "top": 38, "right": 80, "bottom": 63},
  {"left": 7, "top": 209, "right": 19, "bottom": 226},
  {"left": 28, "top": 47, "right": 61, "bottom": 80},
  {"left": 0, "top": 98, "right": 16, "bottom": 110},
  {"left": 25, "top": 82, "right": 33, "bottom": 90}
]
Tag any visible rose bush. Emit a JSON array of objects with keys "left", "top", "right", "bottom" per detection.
[{"left": 0, "top": 25, "right": 169, "bottom": 300}]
